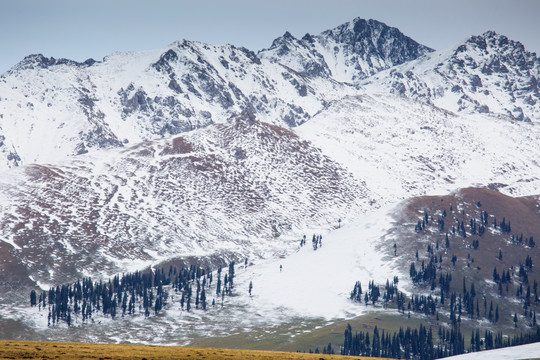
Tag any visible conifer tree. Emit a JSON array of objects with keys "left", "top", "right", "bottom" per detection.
[
  {"left": 30, "top": 290, "right": 37, "bottom": 307},
  {"left": 201, "top": 288, "right": 206, "bottom": 310}
]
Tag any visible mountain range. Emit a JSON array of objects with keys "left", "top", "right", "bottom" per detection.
[{"left": 0, "top": 16, "right": 540, "bottom": 354}]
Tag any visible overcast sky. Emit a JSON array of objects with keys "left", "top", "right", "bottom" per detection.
[{"left": 1, "top": 0, "right": 539, "bottom": 74}]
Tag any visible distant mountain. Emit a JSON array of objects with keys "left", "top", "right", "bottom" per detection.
[
  {"left": 258, "top": 18, "right": 433, "bottom": 82},
  {"left": 2, "top": 20, "right": 539, "bottom": 174},
  {"left": 0, "top": 113, "right": 370, "bottom": 286},
  {"left": 363, "top": 31, "right": 540, "bottom": 121},
  {"left": 0, "top": 40, "right": 352, "bottom": 171},
  {"left": 0, "top": 18, "right": 436, "bottom": 172}
]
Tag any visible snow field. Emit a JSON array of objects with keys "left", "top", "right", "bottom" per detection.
[
  {"left": 444, "top": 342, "right": 540, "bottom": 360},
  {"left": 232, "top": 205, "right": 400, "bottom": 320}
]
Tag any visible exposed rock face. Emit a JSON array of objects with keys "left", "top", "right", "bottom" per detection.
[
  {"left": 259, "top": 18, "right": 434, "bottom": 82},
  {"left": 364, "top": 31, "right": 540, "bottom": 121}
]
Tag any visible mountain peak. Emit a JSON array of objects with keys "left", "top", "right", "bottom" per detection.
[
  {"left": 364, "top": 29, "right": 540, "bottom": 121},
  {"left": 267, "top": 31, "right": 300, "bottom": 53},
  {"left": 456, "top": 30, "right": 540, "bottom": 75},
  {"left": 346, "top": 17, "right": 386, "bottom": 32},
  {"left": 464, "top": 31, "right": 523, "bottom": 52},
  {"left": 259, "top": 17, "right": 433, "bottom": 82},
  {"left": 322, "top": 17, "right": 426, "bottom": 47},
  {"left": 282, "top": 31, "right": 295, "bottom": 40},
  {"left": 11, "top": 53, "right": 97, "bottom": 72}
]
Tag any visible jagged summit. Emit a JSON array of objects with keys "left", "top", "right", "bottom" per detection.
[
  {"left": 364, "top": 30, "right": 540, "bottom": 121},
  {"left": 259, "top": 17, "right": 433, "bottom": 82},
  {"left": 321, "top": 18, "right": 433, "bottom": 60},
  {"left": 463, "top": 30, "right": 539, "bottom": 73},
  {"left": 9, "top": 54, "right": 98, "bottom": 72}
]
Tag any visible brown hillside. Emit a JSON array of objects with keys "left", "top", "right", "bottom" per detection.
[{"left": 387, "top": 187, "right": 540, "bottom": 331}]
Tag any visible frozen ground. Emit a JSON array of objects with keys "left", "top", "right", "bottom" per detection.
[
  {"left": 445, "top": 342, "right": 540, "bottom": 360},
  {"left": 234, "top": 203, "right": 401, "bottom": 320}
]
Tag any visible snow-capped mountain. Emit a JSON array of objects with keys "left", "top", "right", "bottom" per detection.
[
  {"left": 258, "top": 18, "right": 433, "bottom": 83},
  {"left": 0, "top": 40, "right": 353, "bottom": 171},
  {"left": 363, "top": 31, "right": 540, "bottom": 121},
  {"left": 0, "top": 112, "right": 370, "bottom": 286},
  {"left": 2, "top": 16, "right": 540, "bottom": 353},
  {"left": 0, "top": 18, "right": 436, "bottom": 172}
]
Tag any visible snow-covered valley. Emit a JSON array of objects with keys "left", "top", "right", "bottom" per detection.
[{"left": 2, "top": 205, "right": 398, "bottom": 345}]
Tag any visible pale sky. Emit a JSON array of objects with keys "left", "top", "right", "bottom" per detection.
[{"left": 1, "top": 0, "right": 539, "bottom": 74}]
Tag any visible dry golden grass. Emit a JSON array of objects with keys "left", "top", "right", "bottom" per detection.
[{"left": 0, "top": 340, "right": 387, "bottom": 360}]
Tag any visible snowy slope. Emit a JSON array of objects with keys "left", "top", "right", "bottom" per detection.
[
  {"left": 237, "top": 205, "right": 401, "bottom": 320},
  {"left": 259, "top": 18, "right": 433, "bottom": 83},
  {"left": 363, "top": 31, "right": 540, "bottom": 121},
  {"left": 445, "top": 342, "right": 540, "bottom": 360},
  {"left": 0, "top": 41, "right": 352, "bottom": 171},
  {"left": 295, "top": 93, "right": 540, "bottom": 202},
  {"left": 0, "top": 113, "right": 372, "bottom": 288}
]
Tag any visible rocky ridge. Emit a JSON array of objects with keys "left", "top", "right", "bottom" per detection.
[{"left": 363, "top": 31, "right": 540, "bottom": 121}]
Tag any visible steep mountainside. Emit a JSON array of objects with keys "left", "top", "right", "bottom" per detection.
[
  {"left": 363, "top": 31, "right": 540, "bottom": 121},
  {"left": 0, "top": 40, "right": 352, "bottom": 171},
  {"left": 0, "top": 113, "right": 370, "bottom": 288},
  {"left": 296, "top": 93, "right": 540, "bottom": 203},
  {"left": 258, "top": 18, "right": 433, "bottom": 83}
]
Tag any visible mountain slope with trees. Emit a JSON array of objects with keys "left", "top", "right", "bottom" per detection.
[{"left": 0, "top": 16, "right": 539, "bottom": 356}]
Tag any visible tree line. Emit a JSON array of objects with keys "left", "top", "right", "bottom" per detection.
[
  {"left": 30, "top": 260, "right": 237, "bottom": 327},
  {"left": 341, "top": 323, "right": 540, "bottom": 359}
]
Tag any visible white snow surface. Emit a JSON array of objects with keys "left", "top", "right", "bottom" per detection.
[
  {"left": 445, "top": 342, "right": 540, "bottom": 360},
  {"left": 238, "top": 205, "right": 398, "bottom": 320},
  {"left": 296, "top": 93, "right": 540, "bottom": 202}
]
